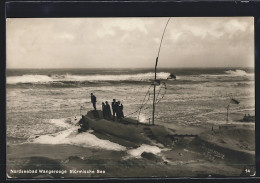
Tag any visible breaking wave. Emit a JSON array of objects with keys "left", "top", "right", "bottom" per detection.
[
  {"left": 18, "top": 117, "right": 126, "bottom": 151},
  {"left": 7, "top": 75, "right": 54, "bottom": 84},
  {"left": 7, "top": 72, "right": 171, "bottom": 84},
  {"left": 198, "top": 69, "right": 254, "bottom": 79},
  {"left": 32, "top": 128, "right": 126, "bottom": 151},
  {"left": 225, "top": 69, "right": 252, "bottom": 76},
  {"left": 31, "top": 117, "right": 126, "bottom": 151},
  {"left": 6, "top": 70, "right": 254, "bottom": 87}
]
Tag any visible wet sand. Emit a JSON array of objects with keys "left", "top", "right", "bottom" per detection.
[{"left": 6, "top": 143, "right": 245, "bottom": 178}]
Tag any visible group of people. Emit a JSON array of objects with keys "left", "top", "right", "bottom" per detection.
[
  {"left": 91, "top": 93, "right": 124, "bottom": 121},
  {"left": 102, "top": 101, "right": 112, "bottom": 120},
  {"left": 111, "top": 99, "right": 124, "bottom": 121}
]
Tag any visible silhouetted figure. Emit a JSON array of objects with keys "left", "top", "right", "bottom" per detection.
[
  {"left": 117, "top": 101, "right": 124, "bottom": 121},
  {"left": 115, "top": 101, "right": 120, "bottom": 121},
  {"left": 105, "top": 101, "right": 112, "bottom": 120},
  {"left": 102, "top": 102, "right": 106, "bottom": 119},
  {"left": 90, "top": 93, "right": 97, "bottom": 110},
  {"left": 112, "top": 99, "right": 117, "bottom": 121},
  {"left": 119, "top": 103, "right": 124, "bottom": 120}
]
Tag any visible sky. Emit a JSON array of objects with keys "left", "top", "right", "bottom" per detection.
[{"left": 6, "top": 17, "right": 254, "bottom": 68}]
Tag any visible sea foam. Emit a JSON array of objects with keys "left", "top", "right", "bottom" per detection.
[
  {"left": 7, "top": 72, "right": 171, "bottom": 84},
  {"left": 225, "top": 69, "right": 252, "bottom": 76},
  {"left": 32, "top": 117, "right": 126, "bottom": 151},
  {"left": 7, "top": 75, "right": 54, "bottom": 84},
  {"left": 127, "top": 144, "right": 162, "bottom": 158}
]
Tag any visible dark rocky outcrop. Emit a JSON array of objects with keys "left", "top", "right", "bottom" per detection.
[{"left": 141, "top": 152, "right": 162, "bottom": 162}]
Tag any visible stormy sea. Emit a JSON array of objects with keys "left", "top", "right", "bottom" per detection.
[{"left": 6, "top": 68, "right": 255, "bottom": 178}]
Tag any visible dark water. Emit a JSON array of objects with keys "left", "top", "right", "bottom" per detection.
[{"left": 6, "top": 68, "right": 255, "bottom": 148}]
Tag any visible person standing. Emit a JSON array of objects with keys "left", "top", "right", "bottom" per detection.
[
  {"left": 119, "top": 103, "right": 124, "bottom": 118},
  {"left": 117, "top": 101, "right": 124, "bottom": 121},
  {"left": 117, "top": 101, "right": 121, "bottom": 121},
  {"left": 102, "top": 102, "right": 106, "bottom": 119},
  {"left": 112, "top": 99, "right": 117, "bottom": 121},
  {"left": 90, "top": 93, "right": 97, "bottom": 110},
  {"left": 105, "top": 101, "right": 112, "bottom": 120}
]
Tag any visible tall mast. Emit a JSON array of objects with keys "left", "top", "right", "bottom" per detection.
[{"left": 152, "top": 17, "right": 171, "bottom": 126}]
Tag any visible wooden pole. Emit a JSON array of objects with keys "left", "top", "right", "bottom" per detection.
[
  {"left": 226, "top": 104, "right": 229, "bottom": 123},
  {"left": 80, "top": 106, "right": 82, "bottom": 116},
  {"left": 152, "top": 57, "right": 158, "bottom": 125}
]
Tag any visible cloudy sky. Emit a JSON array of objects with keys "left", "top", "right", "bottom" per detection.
[{"left": 6, "top": 17, "right": 254, "bottom": 68}]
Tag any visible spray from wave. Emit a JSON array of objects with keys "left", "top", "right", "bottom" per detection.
[
  {"left": 199, "top": 69, "right": 253, "bottom": 79},
  {"left": 225, "top": 69, "right": 252, "bottom": 76},
  {"left": 32, "top": 128, "right": 126, "bottom": 151},
  {"left": 30, "top": 117, "right": 126, "bottom": 151},
  {"left": 7, "top": 75, "right": 54, "bottom": 84},
  {"left": 7, "top": 72, "right": 171, "bottom": 84}
]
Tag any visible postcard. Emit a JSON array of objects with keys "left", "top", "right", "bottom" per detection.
[{"left": 6, "top": 17, "right": 255, "bottom": 178}]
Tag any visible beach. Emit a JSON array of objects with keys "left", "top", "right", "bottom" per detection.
[{"left": 7, "top": 120, "right": 255, "bottom": 178}]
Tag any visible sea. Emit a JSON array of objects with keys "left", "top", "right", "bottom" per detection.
[{"left": 6, "top": 68, "right": 255, "bottom": 151}]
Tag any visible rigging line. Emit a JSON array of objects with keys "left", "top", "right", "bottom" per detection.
[
  {"left": 125, "top": 85, "right": 152, "bottom": 117},
  {"left": 139, "top": 85, "right": 152, "bottom": 110},
  {"left": 125, "top": 96, "right": 151, "bottom": 117},
  {"left": 124, "top": 109, "right": 139, "bottom": 117},
  {"left": 156, "top": 88, "right": 167, "bottom": 104},
  {"left": 136, "top": 89, "right": 167, "bottom": 116},
  {"left": 144, "top": 92, "right": 151, "bottom": 106},
  {"left": 138, "top": 86, "right": 152, "bottom": 120},
  {"left": 154, "top": 82, "right": 166, "bottom": 104},
  {"left": 142, "top": 89, "right": 152, "bottom": 108},
  {"left": 140, "top": 85, "right": 152, "bottom": 108},
  {"left": 155, "top": 86, "right": 162, "bottom": 103},
  {"left": 139, "top": 92, "right": 150, "bottom": 114},
  {"left": 155, "top": 84, "right": 164, "bottom": 102},
  {"left": 156, "top": 83, "right": 167, "bottom": 104}
]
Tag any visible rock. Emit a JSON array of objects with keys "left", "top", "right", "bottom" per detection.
[
  {"left": 78, "top": 115, "right": 90, "bottom": 133},
  {"left": 141, "top": 152, "right": 160, "bottom": 162}
]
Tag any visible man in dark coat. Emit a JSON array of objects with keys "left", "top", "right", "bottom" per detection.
[
  {"left": 102, "top": 102, "right": 106, "bottom": 119},
  {"left": 112, "top": 99, "right": 117, "bottom": 121},
  {"left": 117, "top": 101, "right": 124, "bottom": 121},
  {"left": 90, "top": 93, "right": 97, "bottom": 110},
  {"left": 105, "top": 101, "right": 112, "bottom": 120}
]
